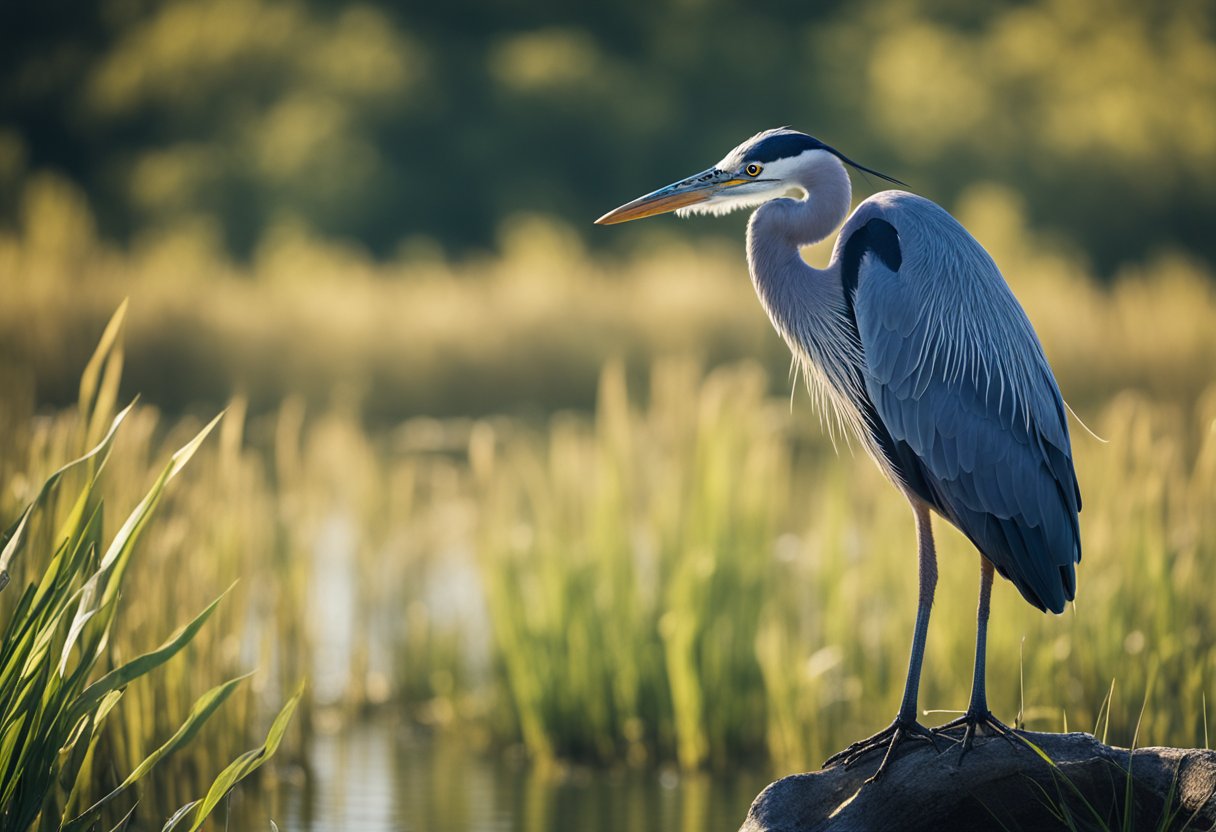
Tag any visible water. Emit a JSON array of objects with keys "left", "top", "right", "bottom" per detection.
[
  {"left": 223, "top": 514, "right": 770, "bottom": 830},
  {"left": 233, "top": 717, "right": 773, "bottom": 832}
]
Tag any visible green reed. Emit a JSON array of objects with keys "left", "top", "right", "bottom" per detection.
[
  {"left": 471, "top": 363, "right": 1216, "bottom": 771},
  {"left": 0, "top": 308, "right": 301, "bottom": 829},
  {"left": 7, "top": 347, "right": 1214, "bottom": 787}
]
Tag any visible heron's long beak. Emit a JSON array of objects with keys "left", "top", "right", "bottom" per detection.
[{"left": 595, "top": 168, "right": 748, "bottom": 225}]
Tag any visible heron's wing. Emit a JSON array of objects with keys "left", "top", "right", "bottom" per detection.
[{"left": 847, "top": 203, "right": 1082, "bottom": 613}]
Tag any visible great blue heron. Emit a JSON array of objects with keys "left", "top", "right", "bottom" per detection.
[{"left": 595, "top": 129, "right": 1082, "bottom": 780}]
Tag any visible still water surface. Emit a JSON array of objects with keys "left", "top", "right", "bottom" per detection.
[
  {"left": 234, "top": 718, "right": 772, "bottom": 832},
  {"left": 226, "top": 520, "right": 769, "bottom": 830}
]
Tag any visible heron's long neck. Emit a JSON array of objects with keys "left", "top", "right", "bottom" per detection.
[
  {"left": 742, "top": 154, "right": 876, "bottom": 459},
  {"left": 745, "top": 154, "right": 852, "bottom": 337}
]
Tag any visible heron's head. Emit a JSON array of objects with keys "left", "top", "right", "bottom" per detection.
[{"left": 595, "top": 128, "right": 902, "bottom": 225}]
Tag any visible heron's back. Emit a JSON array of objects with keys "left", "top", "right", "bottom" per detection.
[{"left": 841, "top": 192, "right": 1082, "bottom": 613}]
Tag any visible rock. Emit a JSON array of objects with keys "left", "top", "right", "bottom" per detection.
[{"left": 739, "top": 731, "right": 1216, "bottom": 832}]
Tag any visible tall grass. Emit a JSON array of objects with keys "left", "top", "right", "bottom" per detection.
[
  {"left": 471, "top": 361, "right": 1216, "bottom": 771},
  {"left": 2, "top": 187, "right": 1215, "bottom": 787},
  {"left": 475, "top": 362, "right": 784, "bottom": 768},
  {"left": 5, "top": 330, "right": 1215, "bottom": 786},
  {"left": 0, "top": 309, "right": 302, "bottom": 830}
]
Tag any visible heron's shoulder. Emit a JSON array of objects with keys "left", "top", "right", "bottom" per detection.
[
  {"left": 843, "top": 191, "right": 995, "bottom": 276},
  {"left": 847, "top": 191, "right": 954, "bottom": 230}
]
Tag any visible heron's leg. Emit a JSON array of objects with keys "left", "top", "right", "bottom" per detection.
[
  {"left": 934, "top": 557, "right": 1018, "bottom": 758},
  {"left": 969, "top": 556, "right": 995, "bottom": 714},
  {"left": 898, "top": 502, "right": 938, "bottom": 722},
  {"left": 823, "top": 503, "right": 940, "bottom": 780}
]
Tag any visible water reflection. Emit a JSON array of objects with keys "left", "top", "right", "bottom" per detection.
[{"left": 243, "top": 717, "right": 772, "bottom": 831}]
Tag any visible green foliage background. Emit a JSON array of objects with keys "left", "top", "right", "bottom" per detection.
[{"left": 2, "top": 0, "right": 1213, "bottom": 267}]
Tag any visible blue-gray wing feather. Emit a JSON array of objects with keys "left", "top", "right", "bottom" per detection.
[{"left": 845, "top": 193, "right": 1082, "bottom": 613}]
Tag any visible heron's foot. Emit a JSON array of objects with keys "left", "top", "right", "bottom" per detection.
[
  {"left": 823, "top": 716, "right": 941, "bottom": 783},
  {"left": 932, "top": 709, "right": 1019, "bottom": 762}
]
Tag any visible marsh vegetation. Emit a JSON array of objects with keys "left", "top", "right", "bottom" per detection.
[{"left": 2, "top": 189, "right": 1213, "bottom": 823}]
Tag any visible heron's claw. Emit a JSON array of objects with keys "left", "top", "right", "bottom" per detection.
[
  {"left": 823, "top": 717, "right": 941, "bottom": 783},
  {"left": 932, "top": 710, "right": 1019, "bottom": 763}
]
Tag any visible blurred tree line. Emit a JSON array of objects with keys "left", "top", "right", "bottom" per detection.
[{"left": 1, "top": 0, "right": 1213, "bottom": 274}]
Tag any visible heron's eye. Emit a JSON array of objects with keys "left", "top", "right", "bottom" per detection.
[{"left": 745, "top": 164, "right": 762, "bottom": 177}]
